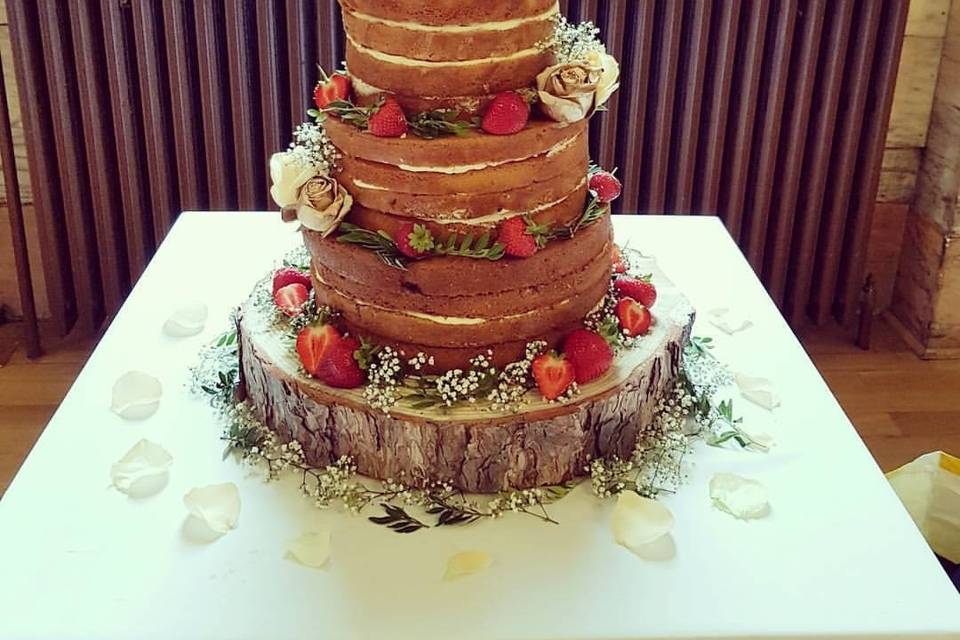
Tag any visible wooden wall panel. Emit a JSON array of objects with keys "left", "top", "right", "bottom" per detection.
[{"left": 4, "top": 0, "right": 908, "bottom": 338}]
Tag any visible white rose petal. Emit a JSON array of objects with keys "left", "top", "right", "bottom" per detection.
[
  {"left": 162, "top": 301, "right": 208, "bottom": 338},
  {"left": 110, "top": 439, "right": 173, "bottom": 498},
  {"left": 710, "top": 473, "right": 770, "bottom": 520},
  {"left": 183, "top": 483, "right": 241, "bottom": 539},
  {"left": 587, "top": 50, "right": 621, "bottom": 110},
  {"left": 269, "top": 151, "right": 318, "bottom": 209},
  {"left": 286, "top": 529, "right": 332, "bottom": 570},
  {"left": 735, "top": 373, "right": 781, "bottom": 410},
  {"left": 740, "top": 423, "right": 776, "bottom": 449},
  {"left": 611, "top": 492, "right": 675, "bottom": 560},
  {"left": 443, "top": 551, "right": 492, "bottom": 582},
  {"left": 111, "top": 371, "right": 162, "bottom": 420},
  {"left": 708, "top": 307, "right": 753, "bottom": 335}
]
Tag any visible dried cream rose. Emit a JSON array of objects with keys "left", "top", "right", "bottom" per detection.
[
  {"left": 536, "top": 60, "right": 602, "bottom": 124},
  {"left": 585, "top": 50, "right": 621, "bottom": 115},
  {"left": 296, "top": 175, "right": 353, "bottom": 237},
  {"left": 269, "top": 151, "right": 317, "bottom": 210}
]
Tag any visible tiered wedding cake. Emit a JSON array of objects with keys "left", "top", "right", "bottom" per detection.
[{"left": 241, "top": 0, "right": 694, "bottom": 492}]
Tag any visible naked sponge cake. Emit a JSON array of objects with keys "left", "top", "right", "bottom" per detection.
[{"left": 240, "top": 0, "right": 695, "bottom": 492}]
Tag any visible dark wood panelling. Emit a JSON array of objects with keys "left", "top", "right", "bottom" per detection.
[{"left": 4, "top": 0, "right": 908, "bottom": 339}]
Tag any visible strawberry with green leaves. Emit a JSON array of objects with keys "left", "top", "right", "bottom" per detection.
[
  {"left": 614, "top": 274, "right": 657, "bottom": 308},
  {"left": 497, "top": 216, "right": 551, "bottom": 258},
  {"left": 395, "top": 222, "right": 435, "bottom": 259}
]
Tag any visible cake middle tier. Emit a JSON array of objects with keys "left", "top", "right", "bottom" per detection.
[
  {"left": 304, "top": 215, "right": 613, "bottom": 372},
  {"left": 325, "top": 116, "right": 589, "bottom": 228}
]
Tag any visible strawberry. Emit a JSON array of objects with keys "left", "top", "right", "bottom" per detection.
[
  {"left": 314, "top": 71, "right": 351, "bottom": 109},
  {"left": 368, "top": 96, "right": 408, "bottom": 138},
  {"left": 562, "top": 329, "right": 613, "bottom": 384},
  {"left": 274, "top": 283, "right": 310, "bottom": 317},
  {"left": 589, "top": 170, "right": 622, "bottom": 203},
  {"left": 614, "top": 275, "right": 657, "bottom": 308},
  {"left": 532, "top": 352, "right": 575, "bottom": 401},
  {"left": 315, "top": 336, "right": 366, "bottom": 389},
  {"left": 395, "top": 222, "right": 435, "bottom": 259},
  {"left": 481, "top": 91, "right": 530, "bottom": 135},
  {"left": 611, "top": 245, "right": 628, "bottom": 274},
  {"left": 272, "top": 267, "right": 312, "bottom": 294},
  {"left": 616, "top": 297, "right": 652, "bottom": 337},
  {"left": 296, "top": 324, "right": 341, "bottom": 376},
  {"left": 497, "top": 216, "right": 538, "bottom": 258}
]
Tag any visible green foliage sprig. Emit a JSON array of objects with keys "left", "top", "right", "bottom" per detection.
[
  {"left": 432, "top": 230, "right": 506, "bottom": 261},
  {"left": 336, "top": 222, "right": 407, "bottom": 270}
]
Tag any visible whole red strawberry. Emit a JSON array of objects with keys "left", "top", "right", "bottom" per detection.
[
  {"left": 272, "top": 267, "right": 312, "bottom": 294},
  {"left": 563, "top": 329, "right": 613, "bottom": 384},
  {"left": 296, "top": 323, "right": 341, "bottom": 376},
  {"left": 616, "top": 297, "right": 652, "bottom": 337},
  {"left": 532, "top": 352, "right": 575, "bottom": 401},
  {"left": 274, "top": 283, "right": 309, "bottom": 317},
  {"left": 481, "top": 91, "right": 530, "bottom": 135},
  {"left": 395, "top": 222, "right": 435, "bottom": 259},
  {"left": 315, "top": 336, "right": 366, "bottom": 389},
  {"left": 497, "top": 216, "right": 538, "bottom": 258},
  {"left": 589, "top": 171, "right": 622, "bottom": 203},
  {"left": 314, "top": 71, "right": 350, "bottom": 109},
  {"left": 368, "top": 96, "right": 408, "bottom": 138},
  {"left": 614, "top": 275, "right": 657, "bottom": 308}
]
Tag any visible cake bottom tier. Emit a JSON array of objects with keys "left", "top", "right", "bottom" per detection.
[{"left": 236, "top": 257, "right": 695, "bottom": 492}]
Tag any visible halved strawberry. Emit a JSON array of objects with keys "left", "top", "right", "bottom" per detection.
[
  {"left": 616, "top": 297, "right": 652, "bottom": 337},
  {"left": 368, "top": 96, "right": 408, "bottom": 138},
  {"left": 614, "top": 275, "right": 657, "bottom": 308},
  {"left": 562, "top": 329, "right": 614, "bottom": 384},
  {"left": 274, "top": 283, "right": 309, "bottom": 317},
  {"left": 314, "top": 71, "right": 351, "bottom": 109},
  {"left": 611, "top": 245, "right": 627, "bottom": 274},
  {"left": 315, "top": 336, "right": 366, "bottom": 389},
  {"left": 481, "top": 91, "right": 530, "bottom": 135},
  {"left": 532, "top": 352, "right": 575, "bottom": 400},
  {"left": 296, "top": 324, "right": 341, "bottom": 376},
  {"left": 395, "top": 222, "right": 435, "bottom": 259},
  {"left": 589, "top": 170, "right": 622, "bottom": 203},
  {"left": 272, "top": 267, "right": 312, "bottom": 294}
]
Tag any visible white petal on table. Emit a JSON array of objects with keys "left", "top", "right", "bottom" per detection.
[
  {"left": 182, "top": 483, "right": 241, "bottom": 542},
  {"left": 162, "top": 301, "right": 208, "bottom": 337},
  {"left": 710, "top": 473, "right": 770, "bottom": 520},
  {"left": 735, "top": 373, "right": 781, "bottom": 410},
  {"left": 707, "top": 307, "right": 753, "bottom": 335},
  {"left": 286, "top": 529, "right": 332, "bottom": 570},
  {"left": 443, "top": 551, "right": 492, "bottom": 581},
  {"left": 110, "top": 371, "right": 162, "bottom": 420},
  {"left": 110, "top": 439, "right": 173, "bottom": 498},
  {"left": 611, "top": 492, "right": 676, "bottom": 561}
]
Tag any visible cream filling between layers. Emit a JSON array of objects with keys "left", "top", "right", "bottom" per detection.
[
  {"left": 315, "top": 268, "right": 571, "bottom": 326},
  {"left": 430, "top": 178, "right": 588, "bottom": 226},
  {"left": 344, "top": 133, "right": 582, "bottom": 177},
  {"left": 347, "top": 34, "right": 543, "bottom": 68},
  {"left": 344, "top": 3, "right": 559, "bottom": 33}
]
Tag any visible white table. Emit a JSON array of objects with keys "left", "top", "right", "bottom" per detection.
[{"left": 1, "top": 212, "right": 958, "bottom": 640}]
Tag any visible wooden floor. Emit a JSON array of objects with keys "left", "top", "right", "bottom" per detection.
[{"left": 1, "top": 317, "right": 959, "bottom": 496}]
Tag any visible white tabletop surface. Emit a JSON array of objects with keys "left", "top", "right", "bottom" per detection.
[{"left": 1, "top": 212, "right": 958, "bottom": 640}]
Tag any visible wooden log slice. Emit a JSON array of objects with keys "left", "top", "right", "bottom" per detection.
[{"left": 237, "top": 256, "right": 695, "bottom": 493}]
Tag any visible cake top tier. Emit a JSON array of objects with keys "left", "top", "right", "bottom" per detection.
[{"left": 338, "top": 0, "right": 558, "bottom": 27}]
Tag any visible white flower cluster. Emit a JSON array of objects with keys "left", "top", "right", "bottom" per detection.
[
  {"left": 487, "top": 341, "right": 545, "bottom": 411},
  {"left": 289, "top": 121, "right": 339, "bottom": 175},
  {"left": 546, "top": 15, "right": 606, "bottom": 63},
  {"left": 588, "top": 457, "right": 635, "bottom": 499},
  {"left": 486, "top": 488, "right": 548, "bottom": 517},
  {"left": 306, "top": 456, "right": 370, "bottom": 513},
  {"left": 364, "top": 346, "right": 404, "bottom": 412}
]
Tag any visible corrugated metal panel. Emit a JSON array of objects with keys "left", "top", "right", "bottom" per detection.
[{"left": 5, "top": 0, "right": 908, "bottom": 337}]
